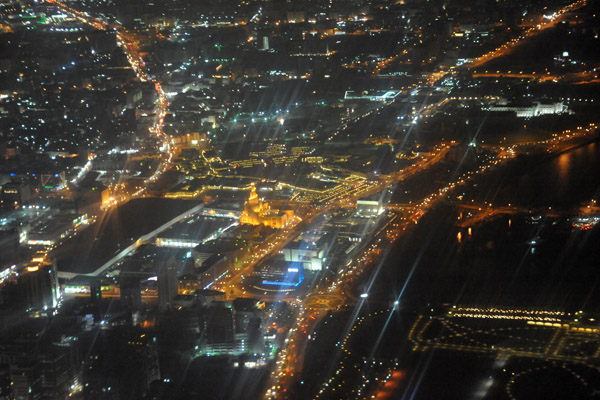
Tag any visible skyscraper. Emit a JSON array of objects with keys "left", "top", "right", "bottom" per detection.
[{"left": 158, "top": 262, "right": 177, "bottom": 311}]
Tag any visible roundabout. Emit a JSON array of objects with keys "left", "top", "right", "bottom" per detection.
[{"left": 305, "top": 294, "right": 345, "bottom": 310}]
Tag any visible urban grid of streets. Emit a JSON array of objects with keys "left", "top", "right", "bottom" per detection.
[{"left": 34, "top": 0, "right": 600, "bottom": 398}]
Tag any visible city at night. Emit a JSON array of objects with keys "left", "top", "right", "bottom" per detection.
[{"left": 1, "top": 0, "right": 600, "bottom": 399}]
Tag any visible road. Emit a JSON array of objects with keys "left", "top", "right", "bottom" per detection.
[
  {"left": 471, "top": 68, "right": 600, "bottom": 84},
  {"left": 466, "top": 0, "right": 588, "bottom": 69},
  {"left": 209, "top": 143, "right": 451, "bottom": 302},
  {"left": 40, "top": 1, "right": 598, "bottom": 399},
  {"left": 418, "top": 0, "right": 589, "bottom": 88},
  {"left": 46, "top": 0, "right": 174, "bottom": 207},
  {"left": 56, "top": 203, "right": 204, "bottom": 279}
]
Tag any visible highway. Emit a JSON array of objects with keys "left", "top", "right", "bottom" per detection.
[
  {"left": 466, "top": 0, "right": 588, "bottom": 69},
  {"left": 37, "top": 2, "right": 600, "bottom": 399},
  {"left": 208, "top": 142, "right": 451, "bottom": 303},
  {"left": 471, "top": 67, "right": 600, "bottom": 84},
  {"left": 263, "top": 121, "right": 600, "bottom": 399},
  {"left": 417, "top": 0, "right": 590, "bottom": 89}
]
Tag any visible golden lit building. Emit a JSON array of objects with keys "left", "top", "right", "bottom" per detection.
[{"left": 240, "top": 183, "right": 293, "bottom": 228}]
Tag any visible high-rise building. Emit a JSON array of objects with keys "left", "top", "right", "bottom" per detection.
[
  {"left": 232, "top": 299, "right": 263, "bottom": 354},
  {"left": 10, "top": 361, "right": 42, "bottom": 400},
  {"left": 39, "top": 352, "right": 69, "bottom": 399},
  {"left": 158, "top": 262, "right": 177, "bottom": 311},
  {"left": 0, "top": 364, "right": 10, "bottom": 400},
  {"left": 53, "top": 336, "right": 80, "bottom": 385},
  {"left": 17, "top": 262, "right": 59, "bottom": 312},
  {"left": 203, "top": 305, "right": 235, "bottom": 355},
  {"left": 261, "top": 36, "right": 269, "bottom": 51},
  {"left": 126, "top": 334, "right": 160, "bottom": 392},
  {"left": 0, "top": 229, "right": 20, "bottom": 267}
]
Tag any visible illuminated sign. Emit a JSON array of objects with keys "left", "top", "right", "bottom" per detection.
[
  {"left": 262, "top": 279, "right": 301, "bottom": 287},
  {"left": 27, "top": 239, "right": 54, "bottom": 246},
  {"left": 64, "top": 286, "right": 90, "bottom": 294},
  {"left": 155, "top": 238, "right": 200, "bottom": 248}
]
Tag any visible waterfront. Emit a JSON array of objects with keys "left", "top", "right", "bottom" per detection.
[
  {"left": 464, "top": 140, "right": 600, "bottom": 209},
  {"left": 297, "top": 141, "right": 600, "bottom": 399},
  {"left": 2, "top": 0, "right": 600, "bottom": 397}
]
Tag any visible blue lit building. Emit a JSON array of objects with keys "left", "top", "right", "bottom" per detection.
[{"left": 260, "top": 260, "right": 304, "bottom": 287}]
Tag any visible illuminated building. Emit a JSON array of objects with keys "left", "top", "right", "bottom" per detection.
[
  {"left": 343, "top": 90, "right": 400, "bottom": 102},
  {"left": 155, "top": 215, "right": 236, "bottom": 249},
  {"left": 240, "top": 183, "right": 293, "bottom": 228},
  {"left": 163, "top": 186, "right": 202, "bottom": 199},
  {"left": 356, "top": 197, "right": 384, "bottom": 218},
  {"left": 232, "top": 298, "right": 263, "bottom": 354},
  {"left": 485, "top": 100, "right": 569, "bottom": 118},
  {"left": 18, "top": 260, "right": 59, "bottom": 312},
  {"left": 256, "top": 259, "right": 304, "bottom": 287},
  {"left": 62, "top": 276, "right": 116, "bottom": 300},
  {"left": 196, "top": 254, "right": 229, "bottom": 290},
  {"left": 280, "top": 236, "right": 330, "bottom": 271},
  {"left": 171, "top": 132, "right": 207, "bottom": 147},
  {"left": 178, "top": 274, "right": 200, "bottom": 295},
  {"left": 202, "top": 200, "right": 243, "bottom": 219},
  {"left": 27, "top": 214, "right": 89, "bottom": 247},
  {"left": 1, "top": 181, "right": 31, "bottom": 207},
  {"left": 260, "top": 36, "right": 269, "bottom": 51},
  {"left": 287, "top": 11, "right": 305, "bottom": 23}
]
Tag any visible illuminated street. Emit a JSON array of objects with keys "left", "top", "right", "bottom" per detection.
[{"left": 1, "top": 0, "right": 600, "bottom": 399}]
